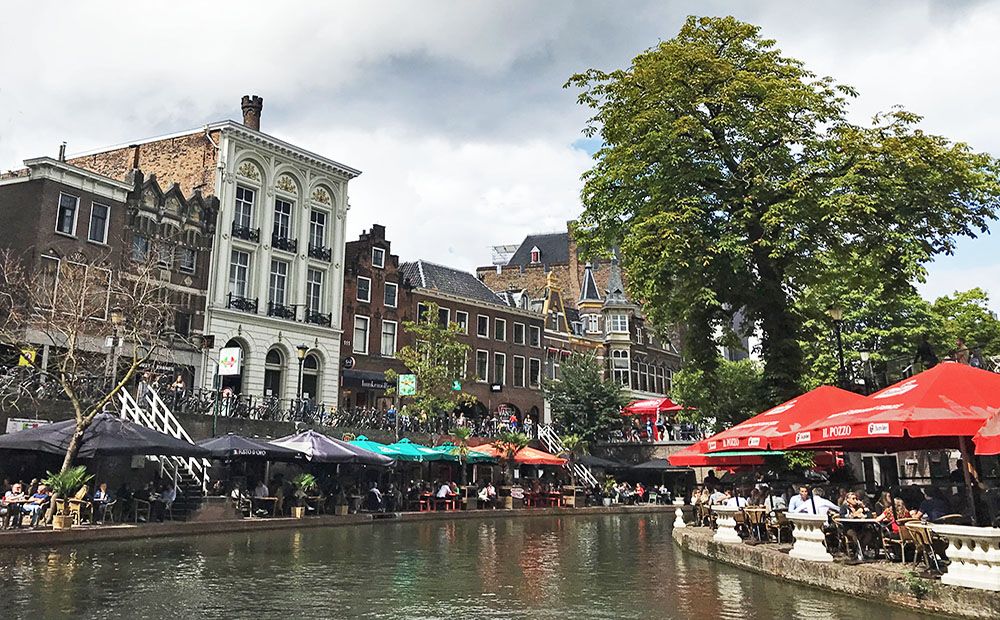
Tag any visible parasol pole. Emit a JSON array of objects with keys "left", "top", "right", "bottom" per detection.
[{"left": 958, "top": 436, "right": 979, "bottom": 526}]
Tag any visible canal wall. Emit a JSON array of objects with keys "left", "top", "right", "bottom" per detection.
[
  {"left": 672, "top": 526, "right": 1000, "bottom": 620},
  {"left": 0, "top": 503, "right": 689, "bottom": 549}
]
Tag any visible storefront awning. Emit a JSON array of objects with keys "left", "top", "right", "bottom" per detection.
[{"left": 342, "top": 369, "right": 392, "bottom": 390}]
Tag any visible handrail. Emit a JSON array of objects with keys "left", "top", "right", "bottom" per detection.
[{"left": 537, "top": 424, "right": 598, "bottom": 488}]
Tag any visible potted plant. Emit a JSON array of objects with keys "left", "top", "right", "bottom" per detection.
[
  {"left": 334, "top": 487, "right": 350, "bottom": 516},
  {"left": 43, "top": 466, "right": 93, "bottom": 529},
  {"left": 558, "top": 434, "right": 587, "bottom": 508},
  {"left": 600, "top": 476, "right": 617, "bottom": 507},
  {"left": 496, "top": 430, "right": 530, "bottom": 509},
  {"left": 291, "top": 473, "right": 317, "bottom": 518},
  {"left": 451, "top": 427, "right": 474, "bottom": 510}
]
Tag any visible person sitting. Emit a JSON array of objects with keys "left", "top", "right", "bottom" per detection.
[
  {"left": 914, "top": 487, "right": 951, "bottom": 522},
  {"left": 788, "top": 486, "right": 811, "bottom": 513},
  {"left": 2, "top": 482, "right": 26, "bottom": 529},
  {"left": 875, "top": 497, "right": 910, "bottom": 539},
  {"left": 708, "top": 487, "right": 727, "bottom": 505},
  {"left": 436, "top": 481, "right": 452, "bottom": 499},
  {"left": 22, "top": 484, "right": 51, "bottom": 527},
  {"left": 761, "top": 486, "right": 786, "bottom": 511},
  {"left": 92, "top": 482, "right": 113, "bottom": 523},
  {"left": 789, "top": 487, "right": 837, "bottom": 514},
  {"left": 723, "top": 488, "right": 747, "bottom": 508},
  {"left": 367, "top": 481, "right": 384, "bottom": 512},
  {"left": 748, "top": 488, "right": 762, "bottom": 506},
  {"left": 253, "top": 480, "right": 269, "bottom": 499},
  {"left": 838, "top": 491, "right": 874, "bottom": 560},
  {"left": 151, "top": 484, "right": 176, "bottom": 522}
]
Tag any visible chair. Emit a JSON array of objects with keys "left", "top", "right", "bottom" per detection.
[
  {"left": 743, "top": 508, "right": 768, "bottom": 543},
  {"left": 766, "top": 510, "right": 792, "bottom": 544},
  {"left": 133, "top": 498, "right": 151, "bottom": 523},
  {"left": 97, "top": 499, "right": 117, "bottom": 524},
  {"left": 882, "top": 521, "right": 916, "bottom": 563},
  {"left": 907, "top": 523, "right": 943, "bottom": 573},
  {"left": 67, "top": 485, "right": 92, "bottom": 525}
]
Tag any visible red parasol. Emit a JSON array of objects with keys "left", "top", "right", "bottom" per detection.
[
  {"left": 704, "top": 386, "right": 871, "bottom": 453},
  {"left": 788, "top": 362, "right": 1000, "bottom": 451},
  {"left": 667, "top": 439, "right": 766, "bottom": 468},
  {"left": 470, "top": 443, "right": 566, "bottom": 466},
  {"left": 622, "top": 397, "right": 681, "bottom": 416}
]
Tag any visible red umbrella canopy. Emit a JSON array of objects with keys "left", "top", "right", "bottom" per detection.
[
  {"left": 667, "top": 439, "right": 766, "bottom": 468},
  {"left": 973, "top": 414, "right": 1000, "bottom": 455},
  {"left": 790, "top": 362, "right": 1000, "bottom": 451},
  {"left": 704, "top": 386, "right": 871, "bottom": 452},
  {"left": 471, "top": 443, "right": 567, "bottom": 465},
  {"left": 622, "top": 397, "right": 679, "bottom": 416}
]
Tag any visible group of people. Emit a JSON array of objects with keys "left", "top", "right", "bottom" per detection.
[
  {"left": 602, "top": 481, "right": 674, "bottom": 505},
  {"left": 1, "top": 480, "right": 51, "bottom": 528}
]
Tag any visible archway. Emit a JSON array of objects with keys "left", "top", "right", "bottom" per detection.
[
  {"left": 302, "top": 353, "right": 320, "bottom": 402},
  {"left": 263, "top": 348, "right": 284, "bottom": 398},
  {"left": 220, "top": 338, "right": 247, "bottom": 394}
]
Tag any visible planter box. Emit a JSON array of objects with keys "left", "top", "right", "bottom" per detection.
[
  {"left": 52, "top": 514, "right": 73, "bottom": 530},
  {"left": 334, "top": 504, "right": 349, "bottom": 516},
  {"left": 292, "top": 506, "right": 306, "bottom": 519},
  {"left": 787, "top": 513, "right": 833, "bottom": 562}
]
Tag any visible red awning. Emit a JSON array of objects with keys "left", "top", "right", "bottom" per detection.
[
  {"left": 790, "top": 363, "right": 1000, "bottom": 452},
  {"left": 667, "top": 439, "right": 766, "bottom": 468},
  {"left": 471, "top": 443, "right": 567, "bottom": 466},
  {"left": 623, "top": 397, "right": 680, "bottom": 416},
  {"left": 974, "top": 412, "right": 1000, "bottom": 455},
  {"left": 704, "top": 386, "right": 870, "bottom": 453}
]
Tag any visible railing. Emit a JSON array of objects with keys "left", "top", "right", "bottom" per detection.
[
  {"left": 267, "top": 301, "right": 298, "bottom": 320},
  {"left": 118, "top": 388, "right": 210, "bottom": 494},
  {"left": 538, "top": 424, "right": 598, "bottom": 488},
  {"left": 304, "top": 310, "right": 332, "bottom": 326},
  {"left": 308, "top": 244, "right": 332, "bottom": 261},
  {"left": 227, "top": 293, "right": 258, "bottom": 314},
  {"left": 231, "top": 222, "right": 260, "bottom": 242},
  {"left": 271, "top": 232, "right": 297, "bottom": 253}
]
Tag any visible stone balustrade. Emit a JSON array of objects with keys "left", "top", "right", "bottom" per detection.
[
  {"left": 711, "top": 505, "right": 742, "bottom": 544},
  {"left": 787, "top": 513, "right": 833, "bottom": 562},
  {"left": 930, "top": 523, "right": 1000, "bottom": 591},
  {"left": 674, "top": 507, "right": 686, "bottom": 529}
]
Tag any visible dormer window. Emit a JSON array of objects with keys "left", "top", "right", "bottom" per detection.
[{"left": 529, "top": 246, "right": 541, "bottom": 264}]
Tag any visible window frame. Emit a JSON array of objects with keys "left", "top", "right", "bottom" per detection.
[
  {"left": 273, "top": 197, "right": 293, "bottom": 241},
  {"left": 371, "top": 247, "right": 386, "bottom": 269},
  {"left": 178, "top": 247, "right": 197, "bottom": 274},
  {"left": 380, "top": 319, "right": 398, "bottom": 358},
  {"left": 55, "top": 192, "right": 80, "bottom": 237},
  {"left": 268, "top": 259, "right": 289, "bottom": 306},
  {"left": 229, "top": 249, "right": 252, "bottom": 298},
  {"left": 493, "top": 352, "right": 506, "bottom": 385},
  {"left": 529, "top": 358, "right": 542, "bottom": 389},
  {"left": 513, "top": 322, "right": 525, "bottom": 345},
  {"left": 455, "top": 311, "right": 469, "bottom": 334},
  {"left": 494, "top": 318, "right": 507, "bottom": 342},
  {"left": 513, "top": 355, "right": 526, "bottom": 388},
  {"left": 87, "top": 202, "right": 110, "bottom": 244},
  {"left": 353, "top": 315, "right": 370, "bottom": 355},
  {"left": 609, "top": 313, "right": 629, "bottom": 334},
  {"left": 306, "top": 268, "right": 323, "bottom": 313},
  {"left": 309, "top": 209, "right": 328, "bottom": 249},
  {"left": 356, "top": 276, "right": 372, "bottom": 303},
  {"left": 477, "top": 314, "right": 489, "bottom": 338},
  {"left": 528, "top": 325, "right": 541, "bottom": 347},
  {"left": 437, "top": 306, "right": 450, "bottom": 328},
  {"left": 234, "top": 185, "right": 256, "bottom": 229},
  {"left": 475, "top": 350, "right": 489, "bottom": 382},
  {"left": 384, "top": 282, "right": 398, "bottom": 308}
]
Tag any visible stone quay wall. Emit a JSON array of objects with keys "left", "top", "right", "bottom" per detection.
[{"left": 672, "top": 525, "right": 1000, "bottom": 619}]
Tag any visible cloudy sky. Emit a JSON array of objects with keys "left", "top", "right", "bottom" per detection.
[{"left": 1, "top": 1, "right": 998, "bottom": 308}]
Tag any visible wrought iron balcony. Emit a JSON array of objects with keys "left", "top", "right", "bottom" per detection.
[
  {"left": 227, "top": 293, "right": 258, "bottom": 314},
  {"left": 267, "top": 301, "right": 298, "bottom": 321},
  {"left": 304, "top": 311, "right": 332, "bottom": 327},
  {"left": 271, "top": 232, "right": 298, "bottom": 253},
  {"left": 231, "top": 222, "right": 260, "bottom": 242},
  {"left": 308, "top": 244, "right": 332, "bottom": 261}
]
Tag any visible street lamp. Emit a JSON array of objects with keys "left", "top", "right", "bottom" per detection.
[
  {"left": 295, "top": 344, "right": 309, "bottom": 419},
  {"left": 827, "top": 306, "right": 847, "bottom": 389}
]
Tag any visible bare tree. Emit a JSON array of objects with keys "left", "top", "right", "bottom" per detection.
[{"left": 0, "top": 246, "right": 181, "bottom": 472}]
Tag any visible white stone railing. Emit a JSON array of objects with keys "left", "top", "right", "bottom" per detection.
[
  {"left": 787, "top": 513, "right": 833, "bottom": 562},
  {"left": 711, "top": 505, "right": 742, "bottom": 544},
  {"left": 674, "top": 507, "right": 686, "bottom": 529},
  {"left": 930, "top": 523, "right": 1000, "bottom": 591}
]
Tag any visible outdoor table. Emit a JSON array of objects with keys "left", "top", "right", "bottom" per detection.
[
  {"left": 418, "top": 493, "right": 432, "bottom": 512},
  {"left": 306, "top": 495, "right": 324, "bottom": 514},
  {"left": 836, "top": 518, "right": 883, "bottom": 560},
  {"left": 545, "top": 492, "right": 563, "bottom": 508},
  {"left": 253, "top": 496, "right": 278, "bottom": 517}
]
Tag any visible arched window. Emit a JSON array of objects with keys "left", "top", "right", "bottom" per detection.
[
  {"left": 264, "top": 347, "right": 284, "bottom": 399},
  {"left": 221, "top": 338, "right": 247, "bottom": 394},
  {"left": 611, "top": 349, "right": 630, "bottom": 388},
  {"left": 302, "top": 353, "right": 320, "bottom": 402}
]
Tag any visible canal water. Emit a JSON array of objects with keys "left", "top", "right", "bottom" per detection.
[{"left": 0, "top": 514, "right": 935, "bottom": 619}]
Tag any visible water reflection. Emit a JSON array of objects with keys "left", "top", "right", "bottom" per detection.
[{"left": 0, "top": 515, "right": 939, "bottom": 620}]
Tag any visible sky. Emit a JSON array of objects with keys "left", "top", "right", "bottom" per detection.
[{"left": 1, "top": 1, "right": 998, "bottom": 309}]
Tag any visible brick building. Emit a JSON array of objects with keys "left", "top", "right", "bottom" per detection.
[
  {"left": 339, "top": 225, "right": 546, "bottom": 422},
  {"left": 67, "top": 96, "right": 360, "bottom": 405},
  {"left": 0, "top": 155, "right": 218, "bottom": 381}
]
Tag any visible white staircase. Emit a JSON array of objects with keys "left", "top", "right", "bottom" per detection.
[
  {"left": 118, "top": 388, "right": 210, "bottom": 494},
  {"left": 538, "top": 424, "right": 599, "bottom": 488}
]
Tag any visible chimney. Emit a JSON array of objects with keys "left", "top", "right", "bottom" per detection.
[
  {"left": 58, "top": 142, "right": 66, "bottom": 162},
  {"left": 130, "top": 144, "right": 140, "bottom": 170},
  {"left": 241, "top": 95, "right": 263, "bottom": 131}
]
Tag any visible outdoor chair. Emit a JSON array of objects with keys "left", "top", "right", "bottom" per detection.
[
  {"left": 907, "top": 522, "right": 943, "bottom": 573},
  {"left": 881, "top": 521, "right": 915, "bottom": 563},
  {"left": 133, "top": 498, "right": 151, "bottom": 523},
  {"left": 743, "top": 508, "right": 768, "bottom": 543},
  {"left": 67, "top": 485, "right": 92, "bottom": 525},
  {"left": 96, "top": 499, "right": 117, "bottom": 524},
  {"left": 766, "top": 510, "right": 791, "bottom": 544}
]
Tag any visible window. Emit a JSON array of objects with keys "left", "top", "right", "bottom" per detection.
[
  {"left": 609, "top": 313, "right": 629, "bottom": 333},
  {"left": 587, "top": 315, "right": 600, "bottom": 333},
  {"left": 309, "top": 210, "right": 327, "bottom": 249},
  {"left": 381, "top": 320, "right": 397, "bottom": 357},
  {"left": 229, "top": 250, "right": 251, "bottom": 298},
  {"left": 417, "top": 303, "right": 430, "bottom": 322},
  {"left": 175, "top": 311, "right": 191, "bottom": 337},
  {"left": 306, "top": 269, "right": 323, "bottom": 312},
  {"left": 269, "top": 260, "right": 288, "bottom": 305},
  {"left": 438, "top": 307, "right": 450, "bottom": 328},
  {"left": 357, "top": 276, "right": 371, "bottom": 303},
  {"left": 493, "top": 352, "right": 506, "bottom": 385},
  {"left": 456, "top": 311, "right": 469, "bottom": 334},
  {"left": 235, "top": 186, "right": 255, "bottom": 229},
  {"left": 131, "top": 234, "right": 150, "bottom": 262},
  {"left": 38, "top": 255, "right": 59, "bottom": 308},
  {"left": 154, "top": 241, "right": 172, "bottom": 268},
  {"left": 494, "top": 318, "right": 506, "bottom": 342},
  {"left": 513, "top": 356, "right": 525, "bottom": 388},
  {"left": 529, "top": 325, "right": 541, "bottom": 347},
  {"left": 273, "top": 198, "right": 293, "bottom": 240},
  {"left": 545, "top": 349, "right": 560, "bottom": 381},
  {"left": 529, "top": 246, "right": 540, "bottom": 264},
  {"left": 475, "top": 350, "right": 489, "bottom": 382},
  {"left": 55, "top": 193, "right": 79, "bottom": 236},
  {"left": 477, "top": 315, "right": 489, "bottom": 338},
  {"left": 384, "top": 282, "right": 398, "bottom": 308},
  {"left": 372, "top": 247, "right": 386, "bottom": 268},
  {"left": 353, "top": 316, "right": 370, "bottom": 354},
  {"left": 529, "top": 358, "right": 541, "bottom": 388},
  {"left": 178, "top": 247, "right": 197, "bottom": 274},
  {"left": 636, "top": 327, "right": 644, "bottom": 345},
  {"left": 88, "top": 203, "right": 110, "bottom": 243},
  {"left": 513, "top": 322, "right": 525, "bottom": 345},
  {"left": 611, "top": 349, "right": 630, "bottom": 387}
]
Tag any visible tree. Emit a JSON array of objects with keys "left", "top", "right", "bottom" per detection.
[
  {"left": 543, "top": 352, "right": 626, "bottom": 444},
  {"left": 931, "top": 288, "right": 1000, "bottom": 360},
  {"left": 451, "top": 426, "right": 472, "bottom": 485},
  {"left": 0, "top": 247, "right": 179, "bottom": 473},
  {"left": 386, "top": 302, "right": 474, "bottom": 421},
  {"left": 495, "top": 430, "right": 530, "bottom": 486},
  {"left": 671, "top": 358, "right": 763, "bottom": 433},
  {"left": 558, "top": 433, "right": 587, "bottom": 490},
  {"left": 567, "top": 16, "right": 1000, "bottom": 405}
]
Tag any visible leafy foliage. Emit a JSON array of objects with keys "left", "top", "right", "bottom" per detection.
[
  {"left": 567, "top": 16, "right": 1000, "bottom": 405},
  {"left": 43, "top": 465, "right": 93, "bottom": 512},
  {"left": 543, "top": 352, "right": 626, "bottom": 443},
  {"left": 780, "top": 450, "right": 816, "bottom": 472},
  {"left": 671, "top": 359, "right": 763, "bottom": 432},
  {"left": 386, "top": 302, "right": 474, "bottom": 420},
  {"left": 451, "top": 426, "right": 473, "bottom": 484},
  {"left": 931, "top": 288, "right": 1000, "bottom": 359},
  {"left": 495, "top": 430, "right": 530, "bottom": 485}
]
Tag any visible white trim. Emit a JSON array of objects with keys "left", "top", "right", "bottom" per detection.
[
  {"left": 438, "top": 306, "right": 450, "bottom": 327},
  {"left": 513, "top": 355, "right": 526, "bottom": 388},
  {"left": 371, "top": 246, "right": 386, "bottom": 269},
  {"left": 528, "top": 325, "right": 542, "bottom": 348},
  {"left": 475, "top": 349, "right": 489, "bottom": 383},
  {"left": 353, "top": 315, "right": 370, "bottom": 355},
  {"left": 494, "top": 318, "right": 507, "bottom": 342},
  {"left": 87, "top": 201, "right": 111, "bottom": 244},
  {"left": 380, "top": 319, "right": 398, "bottom": 358},
  {"left": 55, "top": 192, "right": 80, "bottom": 237},
  {"left": 513, "top": 322, "right": 526, "bottom": 345},
  {"left": 476, "top": 314, "right": 489, "bottom": 338},
  {"left": 529, "top": 358, "right": 542, "bottom": 389},
  {"left": 455, "top": 310, "right": 469, "bottom": 334},
  {"left": 408, "top": 287, "right": 541, "bottom": 319},
  {"left": 356, "top": 276, "right": 372, "bottom": 303},
  {"left": 383, "top": 281, "right": 398, "bottom": 308},
  {"left": 493, "top": 351, "right": 506, "bottom": 385}
]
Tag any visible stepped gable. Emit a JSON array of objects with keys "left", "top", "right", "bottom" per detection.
[{"left": 400, "top": 260, "right": 505, "bottom": 306}]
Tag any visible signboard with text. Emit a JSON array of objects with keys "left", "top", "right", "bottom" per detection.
[{"left": 5, "top": 418, "right": 49, "bottom": 434}]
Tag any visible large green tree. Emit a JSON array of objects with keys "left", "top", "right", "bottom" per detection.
[
  {"left": 544, "top": 352, "right": 626, "bottom": 444},
  {"left": 671, "top": 358, "right": 763, "bottom": 433},
  {"left": 931, "top": 288, "right": 1000, "bottom": 360},
  {"left": 567, "top": 16, "right": 1000, "bottom": 405}
]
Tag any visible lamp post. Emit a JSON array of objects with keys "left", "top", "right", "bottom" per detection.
[
  {"left": 827, "top": 306, "right": 847, "bottom": 389},
  {"left": 295, "top": 344, "right": 308, "bottom": 419}
]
